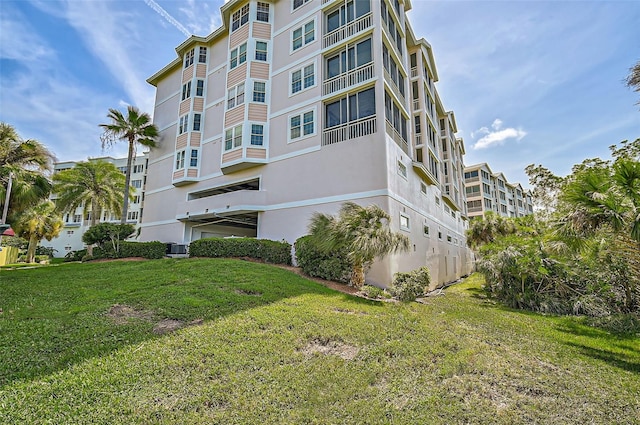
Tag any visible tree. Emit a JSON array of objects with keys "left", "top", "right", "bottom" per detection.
[
  {"left": 466, "top": 211, "right": 516, "bottom": 249},
  {"left": 524, "top": 163, "right": 564, "bottom": 219},
  {"left": 626, "top": 60, "right": 640, "bottom": 106},
  {"left": 14, "top": 200, "right": 63, "bottom": 263},
  {"left": 308, "top": 202, "right": 410, "bottom": 288},
  {"left": 53, "top": 161, "right": 127, "bottom": 227},
  {"left": 0, "top": 123, "right": 54, "bottom": 221},
  {"left": 99, "top": 106, "right": 158, "bottom": 224}
]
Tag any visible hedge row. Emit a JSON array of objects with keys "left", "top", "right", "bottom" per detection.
[
  {"left": 189, "top": 237, "right": 292, "bottom": 265},
  {"left": 65, "top": 241, "right": 166, "bottom": 262},
  {"left": 294, "top": 235, "right": 352, "bottom": 283}
]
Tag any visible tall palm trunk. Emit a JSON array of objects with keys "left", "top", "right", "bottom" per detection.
[
  {"left": 121, "top": 139, "right": 134, "bottom": 224},
  {"left": 351, "top": 262, "right": 366, "bottom": 289},
  {"left": 87, "top": 198, "right": 98, "bottom": 256}
]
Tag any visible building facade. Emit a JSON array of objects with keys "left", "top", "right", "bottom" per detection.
[
  {"left": 141, "top": 0, "right": 473, "bottom": 287},
  {"left": 464, "top": 163, "right": 534, "bottom": 219},
  {"left": 44, "top": 155, "right": 148, "bottom": 257}
]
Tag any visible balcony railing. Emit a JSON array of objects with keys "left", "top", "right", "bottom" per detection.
[
  {"left": 322, "top": 116, "right": 376, "bottom": 146},
  {"left": 411, "top": 66, "right": 418, "bottom": 78},
  {"left": 412, "top": 99, "right": 419, "bottom": 110},
  {"left": 383, "top": 69, "right": 406, "bottom": 107},
  {"left": 385, "top": 119, "right": 408, "bottom": 154},
  {"left": 323, "top": 12, "right": 373, "bottom": 49},
  {"left": 414, "top": 133, "right": 422, "bottom": 146},
  {"left": 323, "top": 62, "right": 374, "bottom": 95}
]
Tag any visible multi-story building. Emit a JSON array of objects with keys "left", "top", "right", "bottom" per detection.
[
  {"left": 140, "top": 0, "right": 473, "bottom": 287},
  {"left": 464, "top": 163, "right": 534, "bottom": 219},
  {"left": 44, "top": 155, "right": 148, "bottom": 257}
]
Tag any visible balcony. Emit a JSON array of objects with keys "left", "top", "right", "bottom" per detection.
[
  {"left": 383, "top": 69, "right": 406, "bottom": 107},
  {"left": 323, "top": 116, "right": 376, "bottom": 146},
  {"left": 385, "top": 119, "right": 408, "bottom": 154},
  {"left": 220, "top": 147, "right": 267, "bottom": 174},
  {"left": 412, "top": 99, "right": 420, "bottom": 110},
  {"left": 323, "top": 62, "right": 374, "bottom": 95},
  {"left": 410, "top": 66, "right": 418, "bottom": 78},
  {"left": 172, "top": 168, "right": 198, "bottom": 186},
  {"left": 323, "top": 12, "right": 373, "bottom": 49},
  {"left": 414, "top": 133, "right": 422, "bottom": 146},
  {"left": 175, "top": 189, "right": 267, "bottom": 222},
  {"left": 412, "top": 160, "right": 437, "bottom": 185}
]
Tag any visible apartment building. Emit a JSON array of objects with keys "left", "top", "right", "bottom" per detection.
[
  {"left": 44, "top": 155, "right": 148, "bottom": 257},
  {"left": 464, "top": 163, "right": 534, "bottom": 219},
  {"left": 140, "top": 0, "right": 473, "bottom": 287}
]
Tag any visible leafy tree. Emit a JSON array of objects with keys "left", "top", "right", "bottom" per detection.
[
  {"left": 53, "top": 160, "right": 127, "bottom": 227},
  {"left": 99, "top": 106, "right": 158, "bottom": 224},
  {"left": 0, "top": 123, "right": 54, "bottom": 221},
  {"left": 524, "top": 163, "right": 564, "bottom": 218},
  {"left": 466, "top": 211, "right": 516, "bottom": 249},
  {"left": 626, "top": 60, "right": 640, "bottom": 106},
  {"left": 82, "top": 223, "right": 135, "bottom": 255},
  {"left": 308, "top": 202, "right": 410, "bottom": 288},
  {"left": 14, "top": 200, "right": 63, "bottom": 263}
]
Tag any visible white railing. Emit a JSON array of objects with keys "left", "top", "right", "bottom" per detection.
[
  {"left": 411, "top": 67, "right": 418, "bottom": 78},
  {"left": 412, "top": 99, "right": 420, "bottom": 110},
  {"left": 322, "top": 116, "right": 377, "bottom": 146},
  {"left": 383, "top": 69, "right": 406, "bottom": 106},
  {"left": 414, "top": 133, "right": 422, "bottom": 145},
  {"left": 443, "top": 150, "right": 449, "bottom": 160},
  {"left": 322, "top": 62, "right": 374, "bottom": 95},
  {"left": 323, "top": 12, "right": 373, "bottom": 49},
  {"left": 385, "top": 119, "right": 408, "bottom": 154},
  {"left": 440, "top": 129, "right": 446, "bottom": 136},
  {"left": 468, "top": 207, "right": 483, "bottom": 213}
]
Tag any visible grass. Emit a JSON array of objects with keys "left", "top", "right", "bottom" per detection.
[{"left": 0, "top": 259, "right": 638, "bottom": 424}]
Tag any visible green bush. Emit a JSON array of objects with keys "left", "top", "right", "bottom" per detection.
[
  {"left": 189, "top": 238, "right": 291, "bottom": 265},
  {"left": 35, "top": 246, "right": 57, "bottom": 258},
  {"left": 17, "top": 254, "right": 50, "bottom": 264},
  {"left": 362, "top": 285, "right": 387, "bottom": 299},
  {"left": 83, "top": 223, "right": 136, "bottom": 249},
  {"left": 118, "top": 241, "right": 166, "bottom": 259},
  {"left": 64, "top": 249, "right": 87, "bottom": 262},
  {"left": 294, "top": 235, "right": 352, "bottom": 283},
  {"left": 389, "top": 267, "right": 431, "bottom": 301}
]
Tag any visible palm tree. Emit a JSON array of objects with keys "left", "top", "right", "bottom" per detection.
[
  {"left": 53, "top": 160, "right": 127, "bottom": 227},
  {"left": 14, "top": 200, "right": 63, "bottom": 263},
  {"left": 0, "top": 123, "right": 54, "bottom": 221},
  {"left": 559, "top": 159, "right": 640, "bottom": 309},
  {"left": 99, "top": 106, "right": 158, "bottom": 224},
  {"left": 466, "top": 211, "right": 516, "bottom": 249},
  {"left": 308, "top": 202, "right": 410, "bottom": 288}
]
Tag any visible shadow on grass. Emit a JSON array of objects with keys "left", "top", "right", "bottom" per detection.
[
  {"left": 556, "top": 320, "right": 640, "bottom": 373},
  {"left": 0, "top": 258, "right": 373, "bottom": 387}
]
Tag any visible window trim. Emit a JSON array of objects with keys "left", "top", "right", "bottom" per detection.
[
  {"left": 224, "top": 125, "right": 243, "bottom": 151},
  {"left": 250, "top": 123, "right": 265, "bottom": 146},
  {"left": 287, "top": 107, "right": 317, "bottom": 143},
  {"left": 291, "top": 18, "right": 316, "bottom": 53},
  {"left": 292, "top": 0, "right": 312, "bottom": 12},
  {"left": 289, "top": 61, "right": 316, "bottom": 96},
  {"left": 227, "top": 82, "right": 246, "bottom": 110},
  {"left": 256, "top": 2, "right": 269, "bottom": 22},
  {"left": 255, "top": 40, "right": 268, "bottom": 61},
  {"left": 229, "top": 42, "right": 247, "bottom": 70},
  {"left": 231, "top": 4, "right": 250, "bottom": 33},
  {"left": 178, "top": 115, "right": 188, "bottom": 135},
  {"left": 399, "top": 212, "right": 410, "bottom": 232},
  {"left": 252, "top": 80, "right": 266, "bottom": 103}
]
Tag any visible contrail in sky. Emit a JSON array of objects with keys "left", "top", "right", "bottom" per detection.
[{"left": 143, "top": 0, "right": 191, "bottom": 38}]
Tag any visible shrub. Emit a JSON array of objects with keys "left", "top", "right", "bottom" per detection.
[
  {"left": 389, "top": 267, "right": 431, "bottom": 301},
  {"left": 17, "top": 254, "right": 49, "bottom": 264},
  {"left": 189, "top": 238, "right": 291, "bottom": 265},
  {"left": 64, "top": 249, "right": 87, "bottom": 262},
  {"left": 362, "top": 285, "right": 386, "bottom": 299},
  {"left": 83, "top": 223, "right": 136, "bottom": 251},
  {"left": 294, "top": 235, "right": 352, "bottom": 283},
  {"left": 118, "top": 241, "right": 166, "bottom": 259}
]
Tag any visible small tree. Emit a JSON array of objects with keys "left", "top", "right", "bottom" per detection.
[
  {"left": 14, "top": 201, "right": 63, "bottom": 263},
  {"left": 308, "top": 202, "right": 410, "bottom": 288},
  {"left": 83, "top": 223, "right": 135, "bottom": 256}
]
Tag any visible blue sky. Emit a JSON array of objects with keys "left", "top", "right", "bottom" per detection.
[{"left": 0, "top": 0, "right": 638, "bottom": 187}]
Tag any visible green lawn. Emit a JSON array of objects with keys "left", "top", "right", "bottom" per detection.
[{"left": 0, "top": 259, "right": 638, "bottom": 424}]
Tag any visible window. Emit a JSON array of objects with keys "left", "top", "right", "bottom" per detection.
[
  {"left": 133, "top": 164, "right": 144, "bottom": 173},
  {"left": 384, "top": 91, "right": 407, "bottom": 143},
  {"left": 178, "top": 115, "right": 188, "bottom": 134},
  {"left": 190, "top": 149, "right": 198, "bottom": 167},
  {"left": 230, "top": 43, "right": 247, "bottom": 69},
  {"left": 484, "top": 198, "right": 492, "bottom": 209},
  {"left": 438, "top": 231, "right": 442, "bottom": 240},
  {"left": 199, "top": 47, "right": 207, "bottom": 63},
  {"left": 196, "top": 80, "right": 204, "bottom": 96},
  {"left": 73, "top": 214, "right": 81, "bottom": 223},
  {"left": 325, "top": 87, "right": 375, "bottom": 128},
  {"left": 132, "top": 195, "right": 141, "bottom": 204},
  {"left": 293, "top": 0, "right": 311, "bottom": 10},
  {"left": 481, "top": 170, "right": 490, "bottom": 180},
  {"left": 420, "top": 182, "right": 427, "bottom": 194},
  {"left": 253, "top": 81, "right": 266, "bottom": 103},
  {"left": 231, "top": 4, "right": 249, "bottom": 32},
  {"left": 67, "top": 230, "right": 74, "bottom": 235},
  {"left": 224, "top": 125, "right": 243, "bottom": 150},
  {"left": 251, "top": 124, "right": 264, "bottom": 146},
  {"left": 382, "top": 44, "right": 406, "bottom": 96},
  {"left": 326, "top": 0, "right": 371, "bottom": 33},
  {"left": 227, "top": 83, "right": 245, "bottom": 109},
  {"left": 292, "top": 20, "right": 314, "bottom": 51},
  {"left": 435, "top": 196, "right": 441, "bottom": 206},
  {"left": 255, "top": 41, "right": 268, "bottom": 61},
  {"left": 326, "top": 38, "right": 372, "bottom": 78},
  {"left": 467, "top": 200, "right": 482, "bottom": 210},
  {"left": 181, "top": 81, "right": 191, "bottom": 101},
  {"left": 291, "top": 64, "right": 314, "bottom": 94},
  {"left": 400, "top": 213, "right": 410, "bottom": 230},
  {"left": 423, "top": 224, "right": 430, "bottom": 237},
  {"left": 127, "top": 211, "right": 139, "bottom": 221},
  {"left": 193, "top": 113, "right": 201, "bottom": 131},
  {"left": 256, "top": 2, "right": 269, "bottom": 22},
  {"left": 414, "top": 115, "right": 421, "bottom": 135},
  {"left": 464, "top": 170, "right": 479, "bottom": 180},
  {"left": 397, "top": 161, "right": 407, "bottom": 178},
  {"left": 132, "top": 179, "right": 142, "bottom": 189},
  {"left": 117, "top": 166, "right": 127, "bottom": 173},
  {"left": 290, "top": 111, "right": 315, "bottom": 140},
  {"left": 447, "top": 235, "right": 452, "bottom": 243},
  {"left": 465, "top": 185, "right": 480, "bottom": 196},
  {"left": 184, "top": 48, "right": 194, "bottom": 68},
  {"left": 176, "top": 150, "right": 185, "bottom": 169}
]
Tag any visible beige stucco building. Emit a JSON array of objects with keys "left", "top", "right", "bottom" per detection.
[
  {"left": 464, "top": 163, "right": 534, "bottom": 219},
  {"left": 141, "top": 0, "right": 473, "bottom": 287}
]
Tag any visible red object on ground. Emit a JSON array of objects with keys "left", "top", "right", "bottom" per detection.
[{"left": 1, "top": 228, "right": 15, "bottom": 236}]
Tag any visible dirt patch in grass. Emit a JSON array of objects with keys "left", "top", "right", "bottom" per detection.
[
  {"left": 234, "top": 289, "right": 262, "bottom": 296},
  {"left": 153, "top": 318, "right": 205, "bottom": 335},
  {"left": 106, "top": 304, "right": 154, "bottom": 324},
  {"left": 300, "top": 338, "right": 360, "bottom": 360},
  {"left": 332, "top": 307, "right": 368, "bottom": 315}
]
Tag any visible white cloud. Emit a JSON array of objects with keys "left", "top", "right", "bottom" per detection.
[{"left": 472, "top": 119, "right": 527, "bottom": 150}]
